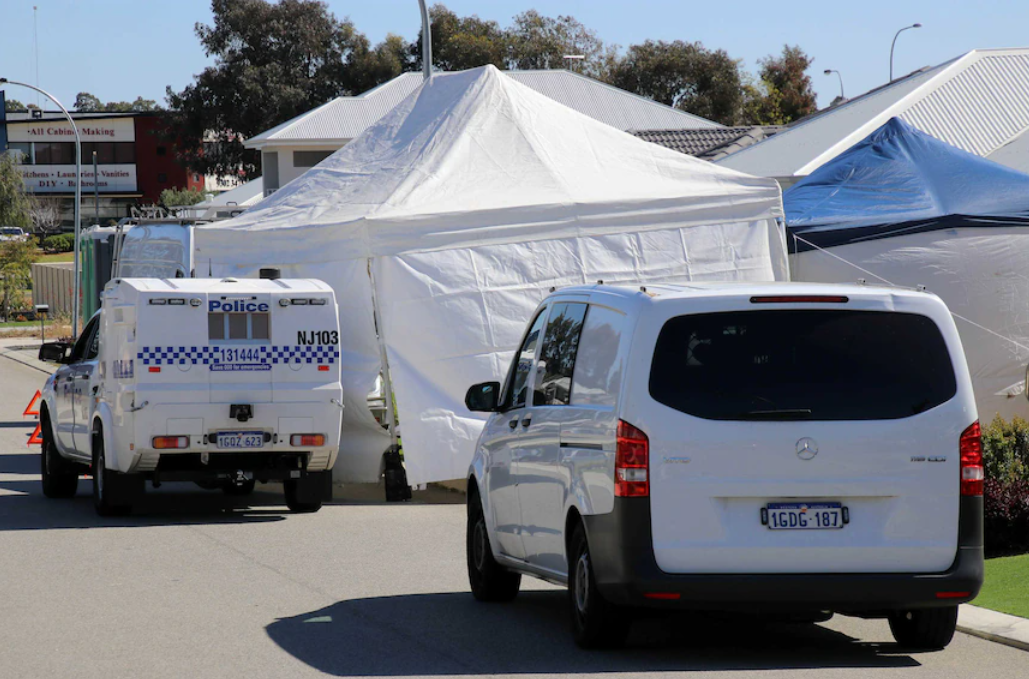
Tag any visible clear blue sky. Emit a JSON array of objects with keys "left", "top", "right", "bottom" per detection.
[{"left": 1, "top": 0, "right": 1026, "bottom": 114}]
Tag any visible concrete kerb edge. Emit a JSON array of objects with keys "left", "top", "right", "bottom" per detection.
[
  {"left": 0, "top": 339, "right": 54, "bottom": 376},
  {"left": 959, "top": 604, "right": 1029, "bottom": 652}
]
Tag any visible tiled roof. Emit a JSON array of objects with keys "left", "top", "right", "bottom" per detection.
[
  {"left": 246, "top": 70, "right": 720, "bottom": 148},
  {"left": 717, "top": 48, "right": 1029, "bottom": 177},
  {"left": 632, "top": 127, "right": 784, "bottom": 158}
]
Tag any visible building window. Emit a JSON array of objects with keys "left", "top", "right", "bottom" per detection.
[
  {"left": 293, "top": 150, "right": 333, "bottom": 168},
  {"left": 156, "top": 146, "right": 167, "bottom": 156},
  {"left": 115, "top": 143, "right": 135, "bottom": 163},
  {"left": 157, "top": 173, "right": 168, "bottom": 183},
  {"left": 33, "top": 142, "right": 75, "bottom": 165}
]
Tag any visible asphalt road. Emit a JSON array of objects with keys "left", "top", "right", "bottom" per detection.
[{"left": 0, "top": 351, "right": 1025, "bottom": 678}]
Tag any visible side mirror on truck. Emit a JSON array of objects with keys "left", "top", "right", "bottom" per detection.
[
  {"left": 465, "top": 381, "right": 501, "bottom": 412},
  {"left": 38, "top": 341, "right": 72, "bottom": 364}
]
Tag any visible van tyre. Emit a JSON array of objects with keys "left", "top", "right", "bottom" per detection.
[
  {"left": 284, "top": 479, "right": 322, "bottom": 513},
  {"left": 569, "top": 524, "right": 630, "bottom": 649},
  {"left": 92, "top": 431, "right": 132, "bottom": 517},
  {"left": 467, "top": 488, "right": 521, "bottom": 602},
  {"left": 40, "top": 418, "right": 78, "bottom": 499},
  {"left": 888, "top": 607, "right": 958, "bottom": 649}
]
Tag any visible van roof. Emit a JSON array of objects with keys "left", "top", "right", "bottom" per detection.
[
  {"left": 109, "top": 277, "right": 334, "bottom": 294},
  {"left": 553, "top": 281, "right": 939, "bottom": 306}
]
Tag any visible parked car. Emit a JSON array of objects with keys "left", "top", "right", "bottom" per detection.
[
  {"left": 0, "top": 226, "right": 29, "bottom": 242},
  {"left": 464, "top": 282, "right": 983, "bottom": 649},
  {"left": 37, "top": 275, "right": 343, "bottom": 515}
]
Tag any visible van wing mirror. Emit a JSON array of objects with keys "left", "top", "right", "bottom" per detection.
[
  {"left": 38, "top": 341, "right": 72, "bottom": 364},
  {"left": 465, "top": 381, "right": 501, "bottom": 412}
]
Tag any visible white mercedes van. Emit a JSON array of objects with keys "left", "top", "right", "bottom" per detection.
[{"left": 464, "top": 283, "right": 984, "bottom": 649}]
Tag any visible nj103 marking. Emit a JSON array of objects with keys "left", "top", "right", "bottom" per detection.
[
  {"left": 298, "top": 330, "right": 339, "bottom": 345},
  {"left": 761, "top": 502, "right": 848, "bottom": 530}
]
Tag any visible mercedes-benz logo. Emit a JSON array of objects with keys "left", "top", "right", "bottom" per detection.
[{"left": 796, "top": 437, "right": 818, "bottom": 461}]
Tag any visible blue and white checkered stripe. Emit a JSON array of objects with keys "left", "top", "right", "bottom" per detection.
[{"left": 136, "top": 346, "right": 340, "bottom": 366}]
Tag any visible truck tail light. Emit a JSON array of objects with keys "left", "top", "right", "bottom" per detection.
[
  {"left": 153, "top": 436, "right": 188, "bottom": 450},
  {"left": 291, "top": 434, "right": 326, "bottom": 447},
  {"left": 960, "top": 420, "right": 984, "bottom": 496},
  {"left": 615, "top": 420, "right": 649, "bottom": 497}
]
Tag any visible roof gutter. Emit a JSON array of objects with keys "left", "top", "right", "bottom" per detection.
[{"left": 418, "top": 0, "right": 432, "bottom": 82}]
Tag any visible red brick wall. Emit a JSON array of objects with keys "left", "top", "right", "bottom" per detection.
[{"left": 134, "top": 115, "right": 204, "bottom": 203}]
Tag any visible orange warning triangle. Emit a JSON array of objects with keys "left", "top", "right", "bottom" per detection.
[
  {"left": 23, "top": 390, "right": 41, "bottom": 418},
  {"left": 27, "top": 423, "right": 43, "bottom": 446}
]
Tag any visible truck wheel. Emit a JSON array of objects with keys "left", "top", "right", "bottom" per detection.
[
  {"left": 92, "top": 432, "right": 132, "bottom": 517},
  {"left": 40, "top": 419, "right": 78, "bottom": 499},
  {"left": 568, "top": 524, "right": 631, "bottom": 649},
  {"left": 284, "top": 479, "right": 322, "bottom": 513},
  {"left": 222, "top": 479, "right": 256, "bottom": 496},
  {"left": 466, "top": 488, "right": 520, "bottom": 602},
  {"left": 888, "top": 607, "right": 958, "bottom": 649}
]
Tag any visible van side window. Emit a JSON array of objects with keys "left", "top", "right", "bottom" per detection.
[
  {"left": 570, "top": 305, "right": 626, "bottom": 407},
  {"left": 208, "top": 312, "right": 271, "bottom": 341},
  {"left": 534, "top": 303, "right": 588, "bottom": 406},
  {"left": 502, "top": 308, "right": 549, "bottom": 410}
]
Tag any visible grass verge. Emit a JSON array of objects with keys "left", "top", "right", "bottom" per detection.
[
  {"left": 36, "top": 252, "right": 75, "bottom": 263},
  {"left": 975, "top": 553, "right": 1029, "bottom": 618}
]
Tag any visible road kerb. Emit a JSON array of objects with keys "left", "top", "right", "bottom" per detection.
[{"left": 959, "top": 604, "right": 1029, "bottom": 652}]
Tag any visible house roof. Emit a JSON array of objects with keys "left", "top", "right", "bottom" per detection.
[
  {"left": 245, "top": 69, "right": 721, "bottom": 149},
  {"left": 632, "top": 126, "right": 784, "bottom": 159},
  {"left": 717, "top": 48, "right": 1029, "bottom": 178}
]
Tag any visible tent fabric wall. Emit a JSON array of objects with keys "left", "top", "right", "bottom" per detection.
[{"left": 197, "top": 65, "right": 786, "bottom": 484}]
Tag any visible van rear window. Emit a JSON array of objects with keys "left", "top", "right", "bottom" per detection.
[{"left": 649, "top": 310, "right": 957, "bottom": 421}]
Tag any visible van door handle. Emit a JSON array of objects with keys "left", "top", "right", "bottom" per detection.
[
  {"left": 521, "top": 416, "right": 532, "bottom": 428},
  {"left": 508, "top": 419, "right": 519, "bottom": 430}
]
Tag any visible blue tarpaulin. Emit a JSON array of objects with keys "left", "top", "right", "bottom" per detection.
[{"left": 784, "top": 118, "right": 1029, "bottom": 252}]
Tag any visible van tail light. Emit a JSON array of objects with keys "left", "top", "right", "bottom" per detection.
[
  {"left": 291, "top": 434, "right": 326, "bottom": 447},
  {"left": 153, "top": 436, "right": 188, "bottom": 450},
  {"left": 615, "top": 420, "right": 649, "bottom": 497},
  {"left": 959, "top": 420, "right": 984, "bottom": 496}
]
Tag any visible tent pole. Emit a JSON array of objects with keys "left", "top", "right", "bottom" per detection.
[{"left": 368, "top": 258, "right": 399, "bottom": 448}]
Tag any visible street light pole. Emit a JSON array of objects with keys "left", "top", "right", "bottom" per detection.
[
  {"left": 890, "top": 23, "right": 922, "bottom": 82},
  {"left": 824, "top": 69, "right": 845, "bottom": 100},
  {"left": 417, "top": 0, "right": 432, "bottom": 81},
  {"left": 0, "top": 78, "right": 83, "bottom": 336}
]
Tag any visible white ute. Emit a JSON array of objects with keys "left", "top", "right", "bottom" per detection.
[
  {"left": 37, "top": 275, "right": 343, "bottom": 515},
  {"left": 464, "top": 283, "right": 984, "bottom": 649}
]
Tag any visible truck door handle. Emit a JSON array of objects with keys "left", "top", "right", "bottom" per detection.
[
  {"left": 521, "top": 416, "right": 532, "bottom": 428},
  {"left": 92, "top": 386, "right": 99, "bottom": 395}
]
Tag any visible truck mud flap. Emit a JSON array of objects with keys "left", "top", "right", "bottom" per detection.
[
  {"left": 108, "top": 472, "right": 146, "bottom": 503},
  {"left": 292, "top": 471, "right": 333, "bottom": 504}
]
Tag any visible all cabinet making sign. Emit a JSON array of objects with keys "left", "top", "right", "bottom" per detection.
[{"left": 9, "top": 117, "right": 137, "bottom": 193}]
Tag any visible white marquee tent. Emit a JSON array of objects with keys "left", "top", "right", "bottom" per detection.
[{"left": 196, "top": 65, "right": 787, "bottom": 484}]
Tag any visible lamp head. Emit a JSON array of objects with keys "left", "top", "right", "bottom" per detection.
[
  {"left": 824, "top": 69, "right": 833, "bottom": 75},
  {"left": 913, "top": 23, "right": 922, "bottom": 28}
]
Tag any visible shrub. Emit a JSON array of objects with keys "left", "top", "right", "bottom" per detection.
[
  {"left": 982, "top": 416, "right": 1029, "bottom": 555},
  {"left": 42, "top": 234, "right": 75, "bottom": 253},
  {"left": 15, "top": 315, "right": 27, "bottom": 322},
  {"left": 982, "top": 416, "right": 1029, "bottom": 483}
]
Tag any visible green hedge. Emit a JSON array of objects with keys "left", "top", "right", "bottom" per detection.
[
  {"left": 42, "top": 234, "right": 75, "bottom": 253},
  {"left": 983, "top": 416, "right": 1029, "bottom": 555}
]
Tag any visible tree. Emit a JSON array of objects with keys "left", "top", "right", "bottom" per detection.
[
  {"left": 4, "top": 98, "right": 27, "bottom": 112},
  {"left": 412, "top": 4, "right": 509, "bottom": 72},
  {"left": 608, "top": 40, "right": 745, "bottom": 125},
  {"left": 29, "top": 197, "right": 63, "bottom": 239},
  {"left": 0, "top": 153, "right": 32, "bottom": 232},
  {"left": 74, "top": 92, "right": 103, "bottom": 112},
  {"left": 507, "top": 10, "right": 617, "bottom": 79},
  {"left": 0, "top": 238, "right": 37, "bottom": 321},
  {"left": 159, "top": 187, "right": 207, "bottom": 207},
  {"left": 349, "top": 34, "right": 410, "bottom": 95},
  {"left": 742, "top": 46, "right": 817, "bottom": 125},
  {"left": 166, "top": 0, "right": 378, "bottom": 179}
]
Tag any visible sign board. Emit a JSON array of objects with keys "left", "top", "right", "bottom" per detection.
[
  {"left": 18, "top": 164, "right": 137, "bottom": 193},
  {"left": 7, "top": 116, "right": 135, "bottom": 143}
]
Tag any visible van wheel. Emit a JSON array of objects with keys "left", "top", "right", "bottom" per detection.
[
  {"left": 888, "top": 607, "right": 958, "bottom": 649},
  {"left": 40, "top": 419, "right": 78, "bottom": 499},
  {"left": 223, "top": 479, "right": 256, "bottom": 496},
  {"left": 92, "top": 433, "right": 131, "bottom": 517},
  {"left": 568, "top": 524, "right": 630, "bottom": 648},
  {"left": 284, "top": 479, "right": 322, "bottom": 513},
  {"left": 466, "top": 489, "right": 520, "bottom": 602}
]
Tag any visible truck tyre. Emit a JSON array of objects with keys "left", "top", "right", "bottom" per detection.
[
  {"left": 223, "top": 479, "right": 257, "bottom": 496},
  {"left": 888, "top": 607, "right": 958, "bottom": 649},
  {"left": 92, "top": 431, "right": 132, "bottom": 517},
  {"left": 466, "top": 487, "right": 520, "bottom": 602},
  {"left": 40, "top": 417, "right": 78, "bottom": 499},
  {"left": 568, "top": 524, "right": 631, "bottom": 649},
  {"left": 284, "top": 478, "right": 322, "bottom": 513}
]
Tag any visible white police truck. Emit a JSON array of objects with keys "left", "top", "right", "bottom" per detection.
[{"left": 37, "top": 274, "right": 343, "bottom": 515}]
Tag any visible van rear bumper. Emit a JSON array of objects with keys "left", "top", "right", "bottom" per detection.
[{"left": 582, "top": 496, "right": 984, "bottom": 613}]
